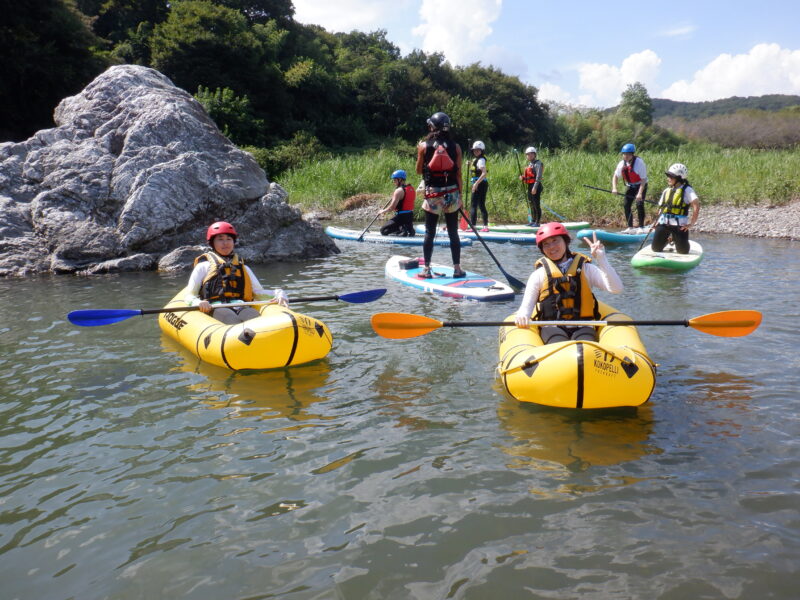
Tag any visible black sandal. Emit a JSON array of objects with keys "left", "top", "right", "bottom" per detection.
[
  {"left": 452, "top": 269, "right": 466, "bottom": 278},
  {"left": 419, "top": 267, "right": 433, "bottom": 279}
]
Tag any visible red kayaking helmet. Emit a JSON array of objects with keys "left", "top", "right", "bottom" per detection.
[
  {"left": 536, "top": 222, "right": 570, "bottom": 249},
  {"left": 206, "top": 221, "right": 237, "bottom": 243}
]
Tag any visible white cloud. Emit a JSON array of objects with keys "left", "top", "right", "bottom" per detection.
[
  {"left": 413, "top": 0, "right": 502, "bottom": 66},
  {"left": 292, "top": 0, "right": 404, "bottom": 32},
  {"left": 537, "top": 83, "right": 578, "bottom": 105},
  {"left": 661, "top": 43, "right": 800, "bottom": 102},
  {"left": 577, "top": 50, "right": 662, "bottom": 107},
  {"left": 659, "top": 24, "right": 696, "bottom": 37}
]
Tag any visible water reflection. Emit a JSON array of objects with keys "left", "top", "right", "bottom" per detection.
[
  {"left": 495, "top": 394, "right": 659, "bottom": 475},
  {"left": 160, "top": 336, "right": 331, "bottom": 425}
]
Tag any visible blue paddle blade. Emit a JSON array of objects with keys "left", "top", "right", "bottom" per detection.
[
  {"left": 67, "top": 309, "right": 142, "bottom": 326},
  {"left": 339, "top": 288, "right": 387, "bottom": 303}
]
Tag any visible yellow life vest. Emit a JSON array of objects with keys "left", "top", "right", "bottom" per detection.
[
  {"left": 534, "top": 252, "right": 599, "bottom": 320},
  {"left": 659, "top": 183, "right": 690, "bottom": 216},
  {"left": 194, "top": 251, "right": 254, "bottom": 302}
]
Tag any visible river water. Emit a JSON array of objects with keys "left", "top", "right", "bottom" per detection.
[{"left": 1, "top": 232, "right": 798, "bottom": 599}]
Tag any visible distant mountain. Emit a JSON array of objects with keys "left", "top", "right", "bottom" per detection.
[{"left": 652, "top": 94, "right": 800, "bottom": 120}]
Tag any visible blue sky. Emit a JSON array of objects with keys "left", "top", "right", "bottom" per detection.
[{"left": 292, "top": 0, "right": 800, "bottom": 108}]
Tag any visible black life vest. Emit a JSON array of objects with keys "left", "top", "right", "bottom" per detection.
[
  {"left": 471, "top": 155, "right": 487, "bottom": 180},
  {"left": 194, "top": 251, "right": 254, "bottom": 302}
]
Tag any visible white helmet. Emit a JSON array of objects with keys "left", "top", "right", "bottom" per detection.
[
  {"left": 665, "top": 163, "right": 688, "bottom": 179},
  {"left": 525, "top": 146, "right": 537, "bottom": 154},
  {"left": 472, "top": 140, "right": 485, "bottom": 150}
]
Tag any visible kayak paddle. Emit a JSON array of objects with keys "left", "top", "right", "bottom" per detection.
[
  {"left": 68, "top": 288, "right": 387, "bottom": 327},
  {"left": 370, "top": 310, "right": 762, "bottom": 339}
]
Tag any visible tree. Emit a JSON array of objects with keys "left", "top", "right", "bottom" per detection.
[
  {"left": 195, "top": 85, "right": 265, "bottom": 145},
  {"left": 0, "top": 0, "right": 108, "bottom": 141},
  {"left": 618, "top": 82, "right": 653, "bottom": 126},
  {"left": 149, "top": 0, "right": 289, "bottom": 135},
  {"left": 443, "top": 96, "right": 493, "bottom": 147}
]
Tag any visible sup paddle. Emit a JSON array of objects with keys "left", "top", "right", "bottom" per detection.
[
  {"left": 68, "top": 288, "right": 388, "bottom": 327},
  {"left": 457, "top": 207, "right": 526, "bottom": 292},
  {"left": 583, "top": 184, "right": 658, "bottom": 206},
  {"left": 357, "top": 198, "right": 392, "bottom": 241},
  {"left": 370, "top": 310, "right": 762, "bottom": 339}
]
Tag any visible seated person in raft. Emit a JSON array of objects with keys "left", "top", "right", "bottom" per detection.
[
  {"left": 185, "top": 221, "right": 289, "bottom": 325},
  {"left": 514, "top": 222, "right": 623, "bottom": 343}
]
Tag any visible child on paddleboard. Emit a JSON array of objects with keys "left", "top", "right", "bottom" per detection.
[
  {"left": 378, "top": 169, "right": 416, "bottom": 237},
  {"left": 514, "top": 223, "right": 623, "bottom": 343},
  {"left": 469, "top": 141, "right": 490, "bottom": 231},
  {"left": 520, "top": 146, "right": 544, "bottom": 226},
  {"left": 185, "top": 221, "right": 288, "bottom": 324},
  {"left": 612, "top": 143, "right": 648, "bottom": 231},
  {"left": 651, "top": 163, "right": 700, "bottom": 254}
]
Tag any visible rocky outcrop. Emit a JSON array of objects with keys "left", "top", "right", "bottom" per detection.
[{"left": 0, "top": 65, "right": 338, "bottom": 277}]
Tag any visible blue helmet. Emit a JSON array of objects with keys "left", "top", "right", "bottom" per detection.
[
  {"left": 391, "top": 169, "right": 407, "bottom": 180},
  {"left": 620, "top": 143, "right": 635, "bottom": 153}
]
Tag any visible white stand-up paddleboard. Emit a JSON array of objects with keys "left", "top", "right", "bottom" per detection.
[{"left": 385, "top": 255, "right": 515, "bottom": 301}]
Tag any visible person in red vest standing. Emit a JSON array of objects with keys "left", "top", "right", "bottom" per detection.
[{"left": 611, "top": 143, "right": 648, "bottom": 230}]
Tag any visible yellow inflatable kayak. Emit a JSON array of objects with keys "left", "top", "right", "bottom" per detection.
[
  {"left": 158, "top": 289, "right": 332, "bottom": 370},
  {"left": 498, "top": 302, "right": 656, "bottom": 409}
]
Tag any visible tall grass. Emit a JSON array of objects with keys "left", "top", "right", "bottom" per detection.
[{"left": 277, "top": 146, "right": 800, "bottom": 223}]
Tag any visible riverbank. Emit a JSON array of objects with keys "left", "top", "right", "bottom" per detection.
[
  {"left": 307, "top": 198, "right": 800, "bottom": 241},
  {"left": 693, "top": 199, "right": 800, "bottom": 240}
]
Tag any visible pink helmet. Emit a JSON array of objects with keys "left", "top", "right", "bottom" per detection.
[
  {"left": 206, "top": 221, "right": 237, "bottom": 242},
  {"left": 535, "top": 222, "right": 570, "bottom": 248}
]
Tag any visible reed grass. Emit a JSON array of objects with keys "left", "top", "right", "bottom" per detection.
[{"left": 277, "top": 146, "right": 800, "bottom": 223}]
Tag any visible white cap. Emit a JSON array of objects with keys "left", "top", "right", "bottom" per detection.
[{"left": 525, "top": 146, "right": 537, "bottom": 154}]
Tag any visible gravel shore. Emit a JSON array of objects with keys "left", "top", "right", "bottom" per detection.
[{"left": 692, "top": 200, "right": 800, "bottom": 240}]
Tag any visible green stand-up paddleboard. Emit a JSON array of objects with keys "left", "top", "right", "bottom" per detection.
[{"left": 631, "top": 240, "right": 703, "bottom": 271}]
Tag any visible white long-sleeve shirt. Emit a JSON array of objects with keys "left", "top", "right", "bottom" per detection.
[
  {"left": 184, "top": 261, "right": 282, "bottom": 305},
  {"left": 515, "top": 250, "right": 623, "bottom": 320}
]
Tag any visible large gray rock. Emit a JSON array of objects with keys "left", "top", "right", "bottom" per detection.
[{"left": 0, "top": 65, "right": 338, "bottom": 277}]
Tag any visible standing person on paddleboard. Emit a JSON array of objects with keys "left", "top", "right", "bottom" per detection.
[
  {"left": 520, "top": 146, "right": 544, "bottom": 226},
  {"left": 185, "top": 221, "right": 289, "bottom": 324},
  {"left": 378, "top": 169, "right": 416, "bottom": 237},
  {"left": 612, "top": 143, "right": 648, "bottom": 231},
  {"left": 514, "top": 223, "right": 623, "bottom": 343},
  {"left": 651, "top": 163, "right": 700, "bottom": 254},
  {"left": 469, "top": 141, "right": 490, "bottom": 231},
  {"left": 416, "top": 111, "right": 466, "bottom": 278}
]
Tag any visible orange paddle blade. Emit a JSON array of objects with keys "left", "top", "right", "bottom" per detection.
[
  {"left": 688, "top": 310, "right": 762, "bottom": 337},
  {"left": 371, "top": 312, "right": 443, "bottom": 339}
]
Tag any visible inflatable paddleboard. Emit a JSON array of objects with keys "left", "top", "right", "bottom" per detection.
[
  {"left": 413, "top": 224, "right": 537, "bottom": 244},
  {"left": 488, "top": 221, "right": 590, "bottom": 233},
  {"left": 385, "top": 255, "right": 515, "bottom": 301},
  {"left": 325, "top": 226, "right": 471, "bottom": 246},
  {"left": 631, "top": 240, "right": 703, "bottom": 271},
  {"left": 576, "top": 228, "right": 650, "bottom": 245}
]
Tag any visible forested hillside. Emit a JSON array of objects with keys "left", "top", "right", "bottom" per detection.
[{"left": 652, "top": 95, "right": 800, "bottom": 120}]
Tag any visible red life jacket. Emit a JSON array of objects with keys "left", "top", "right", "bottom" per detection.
[
  {"left": 522, "top": 161, "right": 539, "bottom": 184},
  {"left": 397, "top": 184, "right": 415, "bottom": 212},
  {"left": 621, "top": 156, "right": 642, "bottom": 185},
  {"left": 423, "top": 140, "right": 457, "bottom": 187}
]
